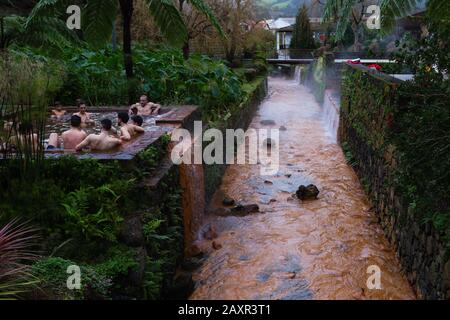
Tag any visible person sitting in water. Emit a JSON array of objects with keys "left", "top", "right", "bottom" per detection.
[
  {"left": 47, "top": 115, "right": 88, "bottom": 151},
  {"left": 117, "top": 112, "right": 145, "bottom": 141},
  {"left": 9, "top": 123, "right": 40, "bottom": 151},
  {"left": 73, "top": 101, "right": 95, "bottom": 127},
  {"left": 75, "top": 119, "right": 122, "bottom": 152},
  {"left": 51, "top": 101, "right": 66, "bottom": 119},
  {"left": 130, "top": 95, "right": 161, "bottom": 116},
  {"left": 131, "top": 115, "right": 144, "bottom": 127}
]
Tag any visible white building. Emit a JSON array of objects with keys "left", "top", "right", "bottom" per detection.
[
  {"left": 265, "top": 17, "right": 325, "bottom": 57},
  {"left": 265, "top": 17, "right": 296, "bottom": 51}
]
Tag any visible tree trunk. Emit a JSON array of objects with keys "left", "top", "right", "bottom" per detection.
[
  {"left": 351, "top": 23, "right": 362, "bottom": 52},
  {"left": 182, "top": 41, "right": 190, "bottom": 60},
  {"left": 119, "top": 0, "right": 134, "bottom": 103},
  {"left": 0, "top": 17, "right": 5, "bottom": 51},
  {"left": 226, "top": 44, "right": 236, "bottom": 64},
  {"left": 112, "top": 20, "right": 117, "bottom": 52}
]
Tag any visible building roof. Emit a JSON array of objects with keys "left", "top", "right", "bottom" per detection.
[
  {"left": 265, "top": 16, "right": 325, "bottom": 32},
  {"left": 266, "top": 17, "right": 295, "bottom": 30}
]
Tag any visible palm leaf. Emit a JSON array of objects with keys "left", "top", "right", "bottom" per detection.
[
  {"left": 145, "top": 0, "right": 188, "bottom": 46},
  {"left": 322, "top": 0, "right": 343, "bottom": 22},
  {"left": 26, "top": 16, "right": 80, "bottom": 49},
  {"left": 25, "top": 0, "right": 73, "bottom": 28},
  {"left": 82, "top": 0, "right": 118, "bottom": 47},
  {"left": 334, "top": 0, "right": 356, "bottom": 41},
  {"left": 380, "top": 0, "right": 417, "bottom": 33}
]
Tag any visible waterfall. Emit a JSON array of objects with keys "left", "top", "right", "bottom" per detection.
[
  {"left": 322, "top": 89, "right": 340, "bottom": 144},
  {"left": 293, "top": 65, "right": 302, "bottom": 84}
]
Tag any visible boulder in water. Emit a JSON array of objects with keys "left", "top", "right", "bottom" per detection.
[
  {"left": 296, "top": 184, "right": 320, "bottom": 200},
  {"left": 231, "top": 203, "right": 260, "bottom": 216},
  {"left": 260, "top": 119, "right": 276, "bottom": 126},
  {"left": 222, "top": 196, "right": 235, "bottom": 206}
]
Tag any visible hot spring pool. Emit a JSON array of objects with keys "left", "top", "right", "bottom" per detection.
[{"left": 45, "top": 112, "right": 163, "bottom": 137}]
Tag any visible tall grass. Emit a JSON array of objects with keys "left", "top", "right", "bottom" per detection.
[
  {"left": 0, "top": 51, "right": 64, "bottom": 181},
  {"left": 0, "top": 218, "right": 40, "bottom": 299}
]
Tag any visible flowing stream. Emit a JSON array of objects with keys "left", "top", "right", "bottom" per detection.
[{"left": 190, "top": 77, "right": 415, "bottom": 300}]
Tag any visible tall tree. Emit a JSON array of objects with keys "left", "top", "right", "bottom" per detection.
[
  {"left": 290, "top": 4, "right": 315, "bottom": 49},
  {"left": 178, "top": 0, "right": 225, "bottom": 59},
  {"left": 322, "top": 0, "right": 368, "bottom": 51},
  {"left": 207, "top": 0, "right": 254, "bottom": 63}
]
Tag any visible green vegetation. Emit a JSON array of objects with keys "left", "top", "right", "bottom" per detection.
[
  {"left": 0, "top": 0, "right": 268, "bottom": 301},
  {"left": 31, "top": 257, "right": 112, "bottom": 300},
  {"left": 28, "top": 0, "right": 223, "bottom": 102},
  {"left": 11, "top": 45, "right": 244, "bottom": 119},
  {"left": 0, "top": 134, "right": 183, "bottom": 299},
  {"left": 340, "top": 17, "right": 450, "bottom": 244},
  {"left": 389, "top": 20, "right": 450, "bottom": 242},
  {"left": 0, "top": 45, "right": 266, "bottom": 300}
]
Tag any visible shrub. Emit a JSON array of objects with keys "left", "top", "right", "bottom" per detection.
[{"left": 31, "top": 257, "right": 112, "bottom": 300}]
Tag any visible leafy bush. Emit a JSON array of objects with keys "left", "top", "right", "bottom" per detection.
[
  {"left": 61, "top": 184, "right": 128, "bottom": 242},
  {"left": 389, "top": 20, "right": 450, "bottom": 243},
  {"left": 31, "top": 257, "right": 112, "bottom": 300},
  {"left": 14, "top": 45, "right": 244, "bottom": 120},
  {"left": 93, "top": 245, "right": 138, "bottom": 282}
]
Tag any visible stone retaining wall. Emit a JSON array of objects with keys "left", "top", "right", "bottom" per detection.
[
  {"left": 339, "top": 64, "right": 449, "bottom": 299},
  {"left": 203, "top": 76, "right": 269, "bottom": 204}
]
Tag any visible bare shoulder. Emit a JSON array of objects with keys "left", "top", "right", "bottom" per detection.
[{"left": 86, "top": 133, "right": 96, "bottom": 141}]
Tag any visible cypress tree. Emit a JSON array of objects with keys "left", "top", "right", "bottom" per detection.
[{"left": 290, "top": 4, "right": 315, "bottom": 49}]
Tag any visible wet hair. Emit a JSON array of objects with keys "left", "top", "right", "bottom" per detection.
[
  {"left": 54, "top": 101, "right": 62, "bottom": 107},
  {"left": 118, "top": 112, "right": 129, "bottom": 124},
  {"left": 131, "top": 115, "right": 143, "bottom": 126},
  {"left": 76, "top": 99, "right": 84, "bottom": 107},
  {"left": 70, "top": 115, "right": 82, "bottom": 127},
  {"left": 18, "top": 122, "right": 33, "bottom": 134},
  {"left": 101, "top": 119, "right": 112, "bottom": 131}
]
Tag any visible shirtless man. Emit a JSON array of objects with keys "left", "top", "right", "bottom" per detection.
[
  {"left": 75, "top": 119, "right": 122, "bottom": 152},
  {"left": 117, "top": 112, "right": 145, "bottom": 141},
  {"left": 9, "top": 123, "right": 40, "bottom": 151},
  {"left": 47, "top": 115, "right": 87, "bottom": 151},
  {"left": 74, "top": 102, "right": 95, "bottom": 127},
  {"left": 131, "top": 115, "right": 143, "bottom": 127},
  {"left": 51, "top": 101, "right": 66, "bottom": 119},
  {"left": 130, "top": 95, "right": 161, "bottom": 116}
]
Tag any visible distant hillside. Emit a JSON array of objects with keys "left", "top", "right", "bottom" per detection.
[{"left": 254, "top": 0, "right": 323, "bottom": 18}]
